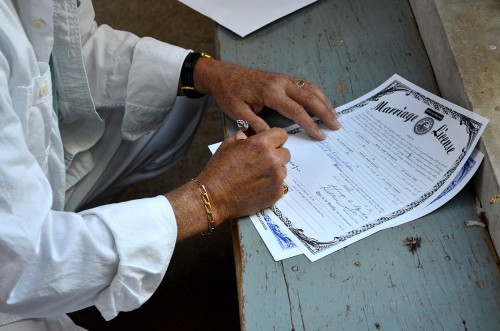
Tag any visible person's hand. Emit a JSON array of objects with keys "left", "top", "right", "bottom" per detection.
[
  {"left": 166, "top": 128, "right": 289, "bottom": 240},
  {"left": 198, "top": 128, "right": 290, "bottom": 222},
  {"left": 194, "top": 59, "right": 340, "bottom": 140}
]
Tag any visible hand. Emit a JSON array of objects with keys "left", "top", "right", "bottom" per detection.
[
  {"left": 198, "top": 128, "right": 290, "bottom": 222},
  {"left": 166, "top": 128, "right": 290, "bottom": 241},
  {"left": 194, "top": 59, "right": 340, "bottom": 140}
]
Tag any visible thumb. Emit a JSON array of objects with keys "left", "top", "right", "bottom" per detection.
[{"left": 235, "top": 130, "right": 248, "bottom": 140}]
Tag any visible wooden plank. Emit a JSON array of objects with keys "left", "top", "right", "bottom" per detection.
[
  {"left": 216, "top": 0, "right": 500, "bottom": 330},
  {"left": 233, "top": 188, "right": 500, "bottom": 330},
  {"left": 216, "top": 0, "right": 438, "bottom": 112}
]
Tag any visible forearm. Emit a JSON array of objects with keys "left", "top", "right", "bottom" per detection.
[
  {"left": 165, "top": 129, "right": 290, "bottom": 244},
  {"left": 165, "top": 180, "right": 223, "bottom": 242}
]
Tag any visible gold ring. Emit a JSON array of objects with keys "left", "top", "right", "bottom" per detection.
[
  {"left": 295, "top": 80, "right": 306, "bottom": 89},
  {"left": 283, "top": 183, "right": 289, "bottom": 194}
]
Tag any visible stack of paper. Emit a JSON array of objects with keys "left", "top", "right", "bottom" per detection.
[
  {"left": 209, "top": 74, "right": 488, "bottom": 262},
  {"left": 179, "top": 0, "right": 319, "bottom": 37},
  {"left": 247, "top": 74, "right": 488, "bottom": 261}
]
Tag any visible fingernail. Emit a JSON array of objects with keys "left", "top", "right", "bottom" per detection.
[
  {"left": 331, "top": 111, "right": 341, "bottom": 130},
  {"left": 314, "top": 129, "right": 326, "bottom": 140},
  {"left": 325, "top": 118, "right": 340, "bottom": 131},
  {"left": 332, "top": 119, "right": 341, "bottom": 130}
]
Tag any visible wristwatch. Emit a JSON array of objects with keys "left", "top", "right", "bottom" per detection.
[{"left": 180, "top": 52, "right": 213, "bottom": 98}]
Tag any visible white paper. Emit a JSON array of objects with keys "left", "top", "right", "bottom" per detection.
[
  {"left": 270, "top": 74, "right": 488, "bottom": 261},
  {"left": 179, "top": 0, "right": 318, "bottom": 37},
  {"left": 208, "top": 74, "right": 488, "bottom": 262},
  {"left": 251, "top": 148, "right": 483, "bottom": 261},
  {"left": 208, "top": 142, "right": 221, "bottom": 154},
  {"left": 383, "top": 148, "right": 484, "bottom": 229}
]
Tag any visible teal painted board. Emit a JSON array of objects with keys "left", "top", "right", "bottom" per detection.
[
  {"left": 233, "top": 187, "right": 500, "bottom": 330},
  {"left": 216, "top": 0, "right": 438, "bottom": 117},
  {"left": 216, "top": 0, "right": 500, "bottom": 330}
]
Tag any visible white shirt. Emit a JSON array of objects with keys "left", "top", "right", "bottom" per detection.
[{"left": 0, "top": 0, "right": 190, "bottom": 325}]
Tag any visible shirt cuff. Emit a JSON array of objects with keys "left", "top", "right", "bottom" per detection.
[
  {"left": 88, "top": 195, "right": 177, "bottom": 320},
  {"left": 122, "top": 38, "right": 191, "bottom": 141}
]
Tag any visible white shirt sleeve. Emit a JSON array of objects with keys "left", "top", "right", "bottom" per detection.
[
  {"left": 0, "top": 0, "right": 180, "bottom": 322},
  {"left": 0, "top": 90, "right": 177, "bottom": 319},
  {"left": 85, "top": 197, "right": 178, "bottom": 321},
  {"left": 78, "top": 0, "right": 191, "bottom": 141},
  {"left": 1, "top": 195, "right": 176, "bottom": 320}
]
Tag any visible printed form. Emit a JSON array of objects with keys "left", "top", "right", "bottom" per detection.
[{"left": 250, "top": 74, "right": 488, "bottom": 261}]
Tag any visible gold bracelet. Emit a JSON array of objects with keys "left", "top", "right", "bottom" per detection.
[{"left": 191, "top": 179, "right": 216, "bottom": 235}]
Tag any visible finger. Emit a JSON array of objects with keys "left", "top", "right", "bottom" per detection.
[
  {"left": 229, "top": 103, "right": 271, "bottom": 134},
  {"left": 287, "top": 80, "right": 340, "bottom": 131},
  {"left": 276, "top": 146, "right": 291, "bottom": 166},
  {"left": 266, "top": 95, "right": 326, "bottom": 140},
  {"left": 305, "top": 81, "right": 335, "bottom": 113},
  {"left": 235, "top": 130, "right": 248, "bottom": 140},
  {"left": 293, "top": 78, "right": 333, "bottom": 109},
  {"left": 216, "top": 130, "right": 245, "bottom": 154},
  {"left": 257, "top": 127, "right": 288, "bottom": 148}
]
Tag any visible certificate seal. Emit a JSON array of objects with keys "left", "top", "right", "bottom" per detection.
[{"left": 413, "top": 117, "right": 434, "bottom": 135}]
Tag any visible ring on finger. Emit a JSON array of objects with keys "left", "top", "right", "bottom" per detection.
[
  {"left": 295, "top": 80, "right": 306, "bottom": 89},
  {"left": 283, "top": 183, "right": 289, "bottom": 194}
]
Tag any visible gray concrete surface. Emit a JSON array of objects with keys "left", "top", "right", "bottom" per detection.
[
  {"left": 69, "top": 1, "right": 239, "bottom": 330},
  {"left": 409, "top": 0, "right": 500, "bottom": 254}
]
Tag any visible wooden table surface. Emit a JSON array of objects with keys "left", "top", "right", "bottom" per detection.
[{"left": 215, "top": 0, "right": 500, "bottom": 330}]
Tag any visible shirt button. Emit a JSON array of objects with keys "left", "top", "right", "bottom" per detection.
[
  {"left": 32, "top": 20, "right": 46, "bottom": 30},
  {"left": 40, "top": 83, "right": 49, "bottom": 97}
]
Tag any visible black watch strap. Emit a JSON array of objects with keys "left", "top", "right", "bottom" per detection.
[{"left": 180, "top": 52, "right": 212, "bottom": 99}]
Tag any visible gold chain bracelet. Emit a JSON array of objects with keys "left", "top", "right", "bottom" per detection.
[{"left": 191, "top": 178, "right": 216, "bottom": 235}]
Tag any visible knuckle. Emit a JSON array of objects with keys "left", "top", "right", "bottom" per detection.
[
  {"left": 269, "top": 127, "right": 287, "bottom": 140},
  {"left": 290, "top": 104, "right": 304, "bottom": 116},
  {"left": 304, "top": 91, "right": 318, "bottom": 103},
  {"left": 268, "top": 153, "right": 282, "bottom": 167},
  {"left": 269, "top": 74, "right": 285, "bottom": 85}
]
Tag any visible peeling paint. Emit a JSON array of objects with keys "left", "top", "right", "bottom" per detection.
[
  {"left": 489, "top": 194, "right": 500, "bottom": 204},
  {"left": 465, "top": 220, "right": 486, "bottom": 228},
  {"left": 336, "top": 83, "right": 349, "bottom": 91}
]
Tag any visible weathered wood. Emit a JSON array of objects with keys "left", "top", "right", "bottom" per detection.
[
  {"left": 233, "top": 188, "right": 500, "bottom": 330},
  {"left": 409, "top": 0, "right": 500, "bottom": 267},
  {"left": 216, "top": 0, "right": 500, "bottom": 330},
  {"left": 216, "top": 0, "right": 438, "bottom": 111}
]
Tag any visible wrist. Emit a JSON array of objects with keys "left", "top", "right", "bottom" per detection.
[
  {"left": 180, "top": 52, "right": 213, "bottom": 98},
  {"left": 190, "top": 178, "right": 216, "bottom": 235},
  {"left": 165, "top": 179, "right": 223, "bottom": 240}
]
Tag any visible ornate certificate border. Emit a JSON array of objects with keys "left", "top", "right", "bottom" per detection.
[{"left": 274, "top": 79, "right": 484, "bottom": 255}]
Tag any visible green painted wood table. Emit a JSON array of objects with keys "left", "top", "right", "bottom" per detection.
[{"left": 215, "top": 0, "right": 500, "bottom": 330}]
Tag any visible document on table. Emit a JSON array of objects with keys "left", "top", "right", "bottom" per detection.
[
  {"left": 382, "top": 148, "right": 483, "bottom": 229},
  {"left": 252, "top": 148, "right": 483, "bottom": 261},
  {"left": 179, "top": 0, "right": 318, "bottom": 37},
  {"left": 250, "top": 74, "right": 488, "bottom": 262}
]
